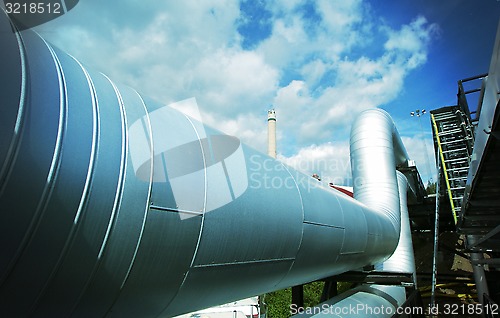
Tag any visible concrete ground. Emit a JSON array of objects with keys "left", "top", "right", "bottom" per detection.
[{"left": 413, "top": 232, "right": 484, "bottom": 318}]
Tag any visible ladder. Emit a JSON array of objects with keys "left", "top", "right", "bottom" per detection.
[{"left": 430, "top": 107, "right": 474, "bottom": 224}]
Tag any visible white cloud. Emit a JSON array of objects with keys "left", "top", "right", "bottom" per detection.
[
  {"left": 256, "top": 15, "right": 311, "bottom": 69},
  {"left": 37, "top": 0, "right": 244, "bottom": 101},
  {"left": 317, "top": 0, "right": 364, "bottom": 36},
  {"left": 193, "top": 49, "right": 279, "bottom": 115},
  {"left": 402, "top": 135, "right": 437, "bottom": 184},
  {"left": 202, "top": 112, "right": 269, "bottom": 152},
  {"left": 256, "top": 0, "right": 366, "bottom": 70},
  {"left": 268, "top": 13, "right": 437, "bottom": 148},
  {"left": 300, "top": 59, "right": 328, "bottom": 87},
  {"left": 383, "top": 16, "right": 438, "bottom": 70},
  {"left": 280, "top": 141, "right": 352, "bottom": 185},
  {"left": 35, "top": 1, "right": 438, "bottom": 180},
  {"left": 265, "top": 0, "right": 305, "bottom": 15}
]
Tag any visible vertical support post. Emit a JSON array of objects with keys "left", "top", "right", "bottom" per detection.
[
  {"left": 320, "top": 280, "right": 338, "bottom": 302},
  {"left": 291, "top": 285, "right": 304, "bottom": 309},
  {"left": 468, "top": 235, "right": 490, "bottom": 305},
  {"left": 431, "top": 145, "right": 441, "bottom": 310}
]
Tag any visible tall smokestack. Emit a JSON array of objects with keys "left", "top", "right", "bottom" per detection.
[{"left": 267, "top": 109, "right": 277, "bottom": 158}]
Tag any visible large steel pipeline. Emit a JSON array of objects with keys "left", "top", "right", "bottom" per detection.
[
  {"left": 1, "top": 11, "right": 412, "bottom": 317},
  {"left": 294, "top": 171, "right": 416, "bottom": 317}
]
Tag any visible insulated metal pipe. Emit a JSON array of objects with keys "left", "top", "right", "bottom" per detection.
[
  {"left": 293, "top": 172, "right": 416, "bottom": 318},
  {"left": 292, "top": 284, "right": 407, "bottom": 317},
  {"left": 375, "top": 171, "right": 417, "bottom": 286},
  {"left": 1, "top": 12, "right": 410, "bottom": 317},
  {"left": 350, "top": 108, "right": 410, "bottom": 233}
]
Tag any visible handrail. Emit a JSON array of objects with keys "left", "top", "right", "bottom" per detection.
[{"left": 430, "top": 113, "right": 458, "bottom": 224}]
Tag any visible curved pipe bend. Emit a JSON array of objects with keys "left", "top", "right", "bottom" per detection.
[
  {"left": 293, "top": 122, "right": 417, "bottom": 317},
  {"left": 350, "top": 108, "right": 410, "bottom": 237}
]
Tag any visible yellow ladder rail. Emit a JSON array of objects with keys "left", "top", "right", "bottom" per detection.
[{"left": 431, "top": 113, "right": 458, "bottom": 224}]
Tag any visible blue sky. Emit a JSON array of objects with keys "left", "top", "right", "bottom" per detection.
[{"left": 33, "top": 0, "right": 499, "bottom": 186}]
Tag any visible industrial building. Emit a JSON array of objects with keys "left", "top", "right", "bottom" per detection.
[{"left": 1, "top": 6, "right": 500, "bottom": 317}]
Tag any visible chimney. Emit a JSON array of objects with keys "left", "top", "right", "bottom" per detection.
[{"left": 267, "top": 109, "right": 276, "bottom": 158}]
